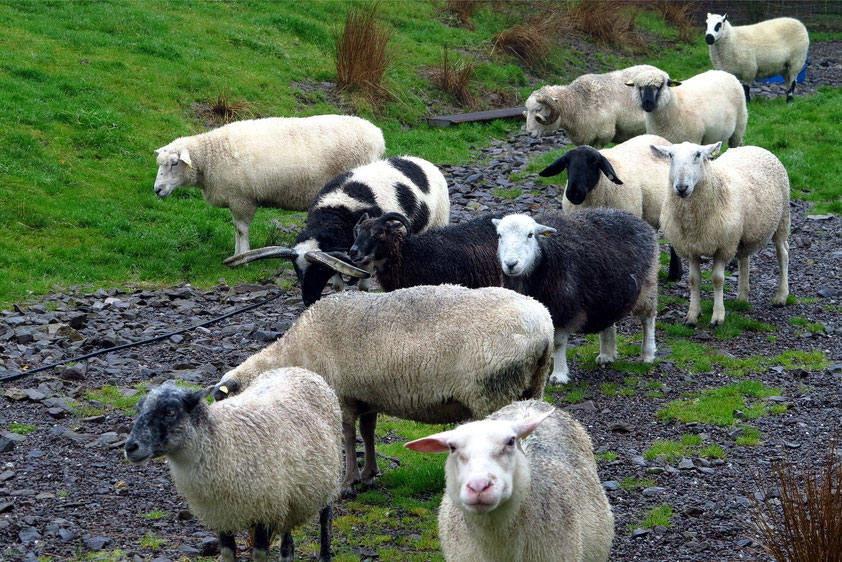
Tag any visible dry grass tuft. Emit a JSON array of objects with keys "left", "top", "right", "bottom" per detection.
[
  {"left": 649, "top": 0, "right": 697, "bottom": 44},
  {"left": 749, "top": 438, "right": 842, "bottom": 561},
  {"left": 562, "top": 0, "right": 644, "bottom": 51},
  {"left": 493, "top": 22, "right": 553, "bottom": 67},
  {"left": 444, "top": 0, "right": 484, "bottom": 29},
  {"left": 334, "top": 3, "right": 393, "bottom": 101},
  {"left": 431, "top": 48, "right": 478, "bottom": 109},
  {"left": 194, "top": 90, "right": 255, "bottom": 127}
]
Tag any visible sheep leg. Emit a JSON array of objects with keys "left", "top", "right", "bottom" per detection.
[
  {"left": 736, "top": 255, "right": 750, "bottom": 301},
  {"left": 341, "top": 417, "right": 361, "bottom": 497},
  {"left": 710, "top": 255, "right": 727, "bottom": 327},
  {"left": 330, "top": 273, "right": 346, "bottom": 293},
  {"left": 596, "top": 325, "right": 618, "bottom": 366},
  {"left": 640, "top": 314, "right": 657, "bottom": 363},
  {"left": 253, "top": 524, "right": 272, "bottom": 562},
  {"left": 666, "top": 246, "right": 683, "bottom": 281},
  {"left": 786, "top": 80, "right": 796, "bottom": 102},
  {"left": 742, "top": 83, "right": 751, "bottom": 103},
  {"left": 549, "top": 330, "right": 569, "bottom": 384},
  {"left": 279, "top": 530, "right": 294, "bottom": 562},
  {"left": 772, "top": 232, "right": 790, "bottom": 306},
  {"left": 685, "top": 256, "right": 702, "bottom": 327},
  {"left": 319, "top": 504, "right": 333, "bottom": 562},
  {"left": 219, "top": 532, "right": 236, "bottom": 562},
  {"left": 231, "top": 206, "right": 256, "bottom": 256},
  {"left": 359, "top": 412, "right": 381, "bottom": 484}
]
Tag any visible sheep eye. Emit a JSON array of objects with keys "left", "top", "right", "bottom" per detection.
[
  {"left": 449, "top": 444, "right": 456, "bottom": 453},
  {"left": 715, "top": 22, "right": 721, "bottom": 31},
  {"left": 497, "top": 234, "right": 502, "bottom": 239},
  {"left": 695, "top": 152, "right": 701, "bottom": 159},
  {"left": 527, "top": 232, "right": 534, "bottom": 239},
  {"left": 507, "top": 437, "right": 515, "bottom": 447}
]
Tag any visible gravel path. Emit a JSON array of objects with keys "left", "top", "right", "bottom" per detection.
[{"left": 1, "top": 41, "right": 840, "bottom": 562}]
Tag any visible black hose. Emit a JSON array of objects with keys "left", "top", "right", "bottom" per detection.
[{"left": 0, "top": 290, "right": 285, "bottom": 383}]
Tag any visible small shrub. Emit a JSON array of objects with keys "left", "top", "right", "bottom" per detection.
[
  {"left": 750, "top": 439, "right": 842, "bottom": 561},
  {"left": 203, "top": 89, "right": 254, "bottom": 125},
  {"left": 431, "top": 48, "right": 478, "bottom": 109},
  {"left": 444, "top": 0, "right": 484, "bottom": 29},
  {"left": 334, "top": 3, "right": 393, "bottom": 101},
  {"left": 562, "top": 0, "right": 644, "bottom": 52},
  {"left": 493, "top": 22, "right": 552, "bottom": 67}
]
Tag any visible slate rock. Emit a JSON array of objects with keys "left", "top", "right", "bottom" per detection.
[
  {"left": 59, "top": 528, "right": 77, "bottom": 542},
  {"left": 678, "top": 458, "right": 695, "bottom": 470},
  {"left": 0, "top": 437, "right": 16, "bottom": 453},
  {"left": 4, "top": 388, "right": 28, "bottom": 401},
  {"left": 19, "top": 526, "right": 42, "bottom": 544},
  {"left": 84, "top": 536, "right": 112, "bottom": 551},
  {"left": 631, "top": 528, "right": 650, "bottom": 539},
  {"left": 602, "top": 480, "right": 620, "bottom": 491},
  {"left": 200, "top": 537, "right": 220, "bottom": 556}
]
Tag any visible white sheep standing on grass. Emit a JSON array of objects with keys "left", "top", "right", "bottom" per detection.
[
  {"left": 627, "top": 68, "right": 747, "bottom": 149},
  {"left": 405, "top": 400, "right": 614, "bottom": 562},
  {"left": 154, "top": 115, "right": 385, "bottom": 257},
  {"left": 705, "top": 13, "right": 809, "bottom": 102},
  {"left": 651, "top": 141, "right": 790, "bottom": 327},
  {"left": 523, "top": 65, "right": 658, "bottom": 148},
  {"left": 124, "top": 369, "right": 343, "bottom": 562}
]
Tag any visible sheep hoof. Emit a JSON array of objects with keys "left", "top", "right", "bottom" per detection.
[
  {"left": 596, "top": 354, "right": 617, "bottom": 366},
  {"left": 360, "top": 470, "right": 381, "bottom": 485},
  {"left": 683, "top": 320, "right": 697, "bottom": 328},
  {"left": 710, "top": 319, "right": 724, "bottom": 328},
  {"left": 549, "top": 372, "right": 569, "bottom": 385},
  {"left": 339, "top": 485, "right": 357, "bottom": 499}
]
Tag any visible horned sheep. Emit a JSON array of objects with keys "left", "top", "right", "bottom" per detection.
[
  {"left": 154, "top": 115, "right": 385, "bottom": 257},
  {"left": 213, "top": 284, "right": 554, "bottom": 496},
  {"left": 705, "top": 14, "right": 809, "bottom": 102},
  {"left": 523, "top": 65, "right": 658, "bottom": 148},
  {"left": 538, "top": 134, "right": 682, "bottom": 280},
  {"left": 405, "top": 400, "right": 614, "bottom": 562},
  {"left": 627, "top": 68, "right": 747, "bottom": 148},
  {"left": 347, "top": 212, "right": 503, "bottom": 291},
  {"left": 125, "top": 368, "right": 343, "bottom": 562},
  {"left": 224, "top": 156, "right": 451, "bottom": 306},
  {"left": 651, "top": 141, "right": 790, "bottom": 327},
  {"left": 494, "top": 209, "right": 659, "bottom": 384}
]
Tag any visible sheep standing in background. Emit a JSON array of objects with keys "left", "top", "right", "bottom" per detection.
[
  {"left": 494, "top": 210, "right": 659, "bottom": 384},
  {"left": 705, "top": 13, "right": 809, "bottom": 102},
  {"left": 523, "top": 65, "right": 658, "bottom": 148},
  {"left": 405, "top": 400, "right": 614, "bottom": 562},
  {"left": 154, "top": 115, "right": 385, "bottom": 257},
  {"left": 347, "top": 212, "right": 503, "bottom": 291},
  {"left": 627, "top": 68, "right": 747, "bottom": 148},
  {"left": 125, "top": 368, "right": 343, "bottom": 562},
  {"left": 212, "top": 284, "right": 554, "bottom": 496},
  {"left": 651, "top": 141, "right": 790, "bottom": 327},
  {"left": 224, "top": 156, "right": 450, "bottom": 305},
  {"left": 538, "top": 134, "right": 682, "bottom": 281}
]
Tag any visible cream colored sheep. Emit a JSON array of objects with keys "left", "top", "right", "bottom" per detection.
[
  {"left": 154, "top": 115, "right": 385, "bottom": 256},
  {"left": 651, "top": 141, "right": 790, "bottom": 327},
  {"left": 523, "top": 65, "right": 657, "bottom": 148},
  {"left": 213, "top": 284, "right": 554, "bottom": 496},
  {"left": 705, "top": 14, "right": 809, "bottom": 102},
  {"left": 406, "top": 400, "right": 614, "bottom": 562},
  {"left": 538, "top": 134, "right": 682, "bottom": 280},
  {"left": 627, "top": 68, "right": 747, "bottom": 148}
]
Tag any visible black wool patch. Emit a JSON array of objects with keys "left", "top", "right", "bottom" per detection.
[
  {"left": 395, "top": 182, "right": 418, "bottom": 215},
  {"left": 343, "top": 181, "right": 377, "bottom": 206},
  {"left": 389, "top": 157, "right": 429, "bottom": 193}
]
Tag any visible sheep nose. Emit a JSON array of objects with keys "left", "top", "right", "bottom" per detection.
[
  {"left": 124, "top": 439, "right": 138, "bottom": 454},
  {"left": 705, "top": 34, "right": 715, "bottom": 45},
  {"left": 466, "top": 478, "right": 493, "bottom": 495},
  {"left": 675, "top": 184, "right": 690, "bottom": 197},
  {"left": 348, "top": 246, "right": 360, "bottom": 261},
  {"left": 505, "top": 260, "right": 518, "bottom": 271}
]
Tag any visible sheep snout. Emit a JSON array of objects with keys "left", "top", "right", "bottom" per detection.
[{"left": 705, "top": 34, "right": 715, "bottom": 45}]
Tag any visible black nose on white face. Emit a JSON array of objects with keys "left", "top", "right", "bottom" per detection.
[
  {"left": 675, "top": 184, "right": 691, "bottom": 198},
  {"left": 504, "top": 260, "right": 519, "bottom": 274},
  {"left": 705, "top": 34, "right": 715, "bottom": 45}
]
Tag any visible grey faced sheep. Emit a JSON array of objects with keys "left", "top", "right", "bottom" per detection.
[
  {"left": 212, "top": 284, "right": 554, "bottom": 496},
  {"left": 524, "top": 65, "right": 658, "bottom": 148},
  {"left": 494, "top": 210, "right": 659, "bottom": 384},
  {"left": 538, "top": 134, "right": 682, "bottom": 281},
  {"left": 124, "top": 368, "right": 343, "bottom": 562},
  {"left": 627, "top": 68, "right": 747, "bottom": 148},
  {"left": 223, "top": 156, "right": 451, "bottom": 306},
  {"left": 154, "top": 115, "right": 385, "bottom": 257},
  {"left": 705, "top": 13, "right": 809, "bottom": 102},
  {"left": 347, "top": 212, "right": 503, "bottom": 291},
  {"left": 405, "top": 400, "right": 614, "bottom": 562},
  {"left": 651, "top": 141, "right": 790, "bottom": 327}
]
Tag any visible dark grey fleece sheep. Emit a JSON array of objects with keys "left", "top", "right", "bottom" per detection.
[
  {"left": 494, "top": 209, "right": 659, "bottom": 383},
  {"left": 348, "top": 212, "right": 503, "bottom": 292}
]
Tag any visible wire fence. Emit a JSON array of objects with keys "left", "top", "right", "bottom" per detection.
[{"left": 690, "top": 0, "right": 842, "bottom": 24}]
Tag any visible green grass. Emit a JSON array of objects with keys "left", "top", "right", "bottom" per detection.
[
  {"left": 595, "top": 451, "right": 619, "bottom": 462},
  {"left": 631, "top": 505, "right": 674, "bottom": 532},
  {"left": 139, "top": 532, "right": 163, "bottom": 550},
  {"left": 71, "top": 383, "right": 147, "bottom": 418},
  {"left": 8, "top": 423, "right": 37, "bottom": 435},
  {"left": 141, "top": 510, "right": 167, "bottom": 521},
  {"left": 736, "top": 425, "right": 763, "bottom": 446},
  {"left": 492, "top": 187, "right": 522, "bottom": 199},
  {"left": 644, "top": 438, "right": 688, "bottom": 462},
  {"left": 789, "top": 316, "right": 826, "bottom": 334},
  {"left": 657, "top": 380, "right": 782, "bottom": 426},
  {"left": 620, "top": 477, "right": 657, "bottom": 491}
]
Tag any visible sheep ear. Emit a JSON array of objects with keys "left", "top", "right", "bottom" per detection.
[
  {"left": 405, "top": 432, "right": 453, "bottom": 454},
  {"left": 667, "top": 79, "right": 682, "bottom": 87},
  {"left": 154, "top": 147, "right": 165, "bottom": 154},
  {"left": 722, "top": 13, "right": 728, "bottom": 21},
  {"left": 702, "top": 142, "right": 722, "bottom": 159},
  {"left": 535, "top": 224, "right": 557, "bottom": 237},
  {"left": 625, "top": 80, "right": 635, "bottom": 87},
  {"left": 491, "top": 218, "right": 501, "bottom": 227},
  {"left": 538, "top": 152, "right": 570, "bottom": 177},
  {"left": 521, "top": 110, "right": 527, "bottom": 118},
  {"left": 650, "top": 144, "right": 672, "bottom": 159},
  {"left": 178, "top": 148, "right": 193, "bottom": 169},
  {"left": 182, "top": 388, "right": 208, "bottom": 413},
  {"left": 511, "top": 409, "right": 555, "bottom": 439},
  {"left": 598, "top": 156, "right": 623, "bottom": 185}
]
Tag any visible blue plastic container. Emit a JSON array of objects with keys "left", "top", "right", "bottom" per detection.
[{"left": 760, "top": 63, "right": 807, "bottom": 84}]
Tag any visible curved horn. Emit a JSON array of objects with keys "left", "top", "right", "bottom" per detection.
[
  {"left": 223, "top": 246, "right": 299, "bottom": 267},
  {"left": 534, "top": 93, "right": 560, "bottom": 125},
  {"left": 304, "top": 251, "right": 371, "bottom": 279},
  {"left": 377, "top": 212, "right": 412, "bottom": 232}
]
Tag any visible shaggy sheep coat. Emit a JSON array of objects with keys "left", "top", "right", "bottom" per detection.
[
  {"left": 125, "top": 368, "right": 342, "bottom": 561},
  {"left": 628, "top": 68, "right": 747, "bottom": 148},
  {"left": 654, "top": 142, "right": 790, "bottom": 327},
  {"left": 412, "top": 400, "right": 614, "bottom": 562},
  {"left": 154, "top": 115, "right": 385, "bottom": 256},
  {"left": 215, "top": 284, "right": 554, "bottom": 495},
  {"left": 524, "top": 65, "right": 657, "bottom": 148},
  {"left": 348, "top": 213, "right": 503, "bottom": 292},
  {"left": 706, "top": 14, "right": 809, "bottom": 102}
]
